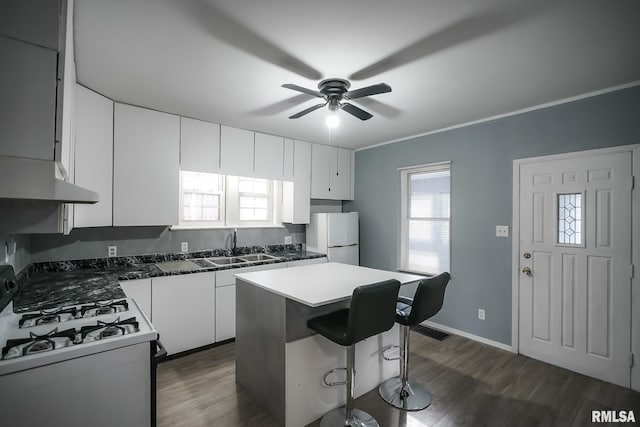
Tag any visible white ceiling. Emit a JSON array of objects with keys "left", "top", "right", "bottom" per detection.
[{"left": 74, "top": 0, "right": 640, "bottom": 150}]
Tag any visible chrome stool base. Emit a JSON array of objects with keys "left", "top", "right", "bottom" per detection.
[
  {"left": 378, "top": 377, "right": 432, "bottom": 411},
  {"left": 320, "top": 407, "right": 379, "bottom": 427}
]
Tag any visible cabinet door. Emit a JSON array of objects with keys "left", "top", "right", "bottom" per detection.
[
  {"left": 283, "top": 140, "right": 311, "bottom": 223},
  {"left": 119, "top": 279, "right": 152, "bottom": 320},
  {"left": 283, "top": 138, "right": 294, "bottom": 181},
  {"left": 220, "top": 125, "right": 254, "bottom": 177},
  {"left": 330, "top": 148, "right": 353, "bottom": 200},
  {"left": 113, "top": 103, "right": 180, "bottom": 226},
  {"left": 254, "top": 132, "right": 284, "bottom": 180},
  {"left": 0, "top": 37, "right": 57, "bottom": 161},
  {"left": 215, "top": 263, "right": 283, "bottom": 341},
  {"left": 180, "top": 117, "right": 220, "bottom": 174},
  {"left": 310, "top": 143, "right": 332, "bottom": 199},
  {"left": 286, "top": 257, "right": 327, "bottom": 268},
  {"left": 151, "top": 273, "right": 215, "bottom": 355},
  {"left": 215, "top": 285, "right": 235, "bottom": 341},
  {"left": 74, "top": 85, "right": 113, "bottom": 227}
]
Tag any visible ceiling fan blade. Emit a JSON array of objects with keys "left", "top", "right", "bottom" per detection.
[
  {"left": 288, "top": 102, "right": 327, "bottom": 119},
  {"left": 340, "top": 103, "right": 373, "bottom": 121},
  {"left": 345, "top": 83, "right": 392, "bottom": 100},
  {"left": 282, "top": 84, "right": 323, "bottom": 98}
]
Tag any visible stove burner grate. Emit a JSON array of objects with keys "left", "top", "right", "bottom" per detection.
[
  {"left": 1, "top": 328, "right": 77, "bottom": 360},
  {"left": 80, "top": 317, "right": 139, "bottom": 343},
  {"left": 80, "top": 300, "right": 129, "bottom": 318},
  {"left": 19, "top": 307, "right": 78, "bottom": 328}
]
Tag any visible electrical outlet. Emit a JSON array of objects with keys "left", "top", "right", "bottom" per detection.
[
  {"left": 478, "top": 309, "right": 486, "bottom": 320},
  {"left": 108, "top": 246, "right": 117, "bottom": 258},
  {"left": 284, "top": 236, "right": 293, "bottom": 244},
  {"left": 496, "top": 225, "right": 509, "bottom": 237},
  {"left": 181, "top": 242, "right": 189, "bottom": 253}
]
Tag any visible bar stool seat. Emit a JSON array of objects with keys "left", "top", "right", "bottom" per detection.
[
  {"left": 379, "top": 272, "right": 450, "bottom": 411},
  {"left": 307, "top": 279, "right": 401, "bottom": 427}
]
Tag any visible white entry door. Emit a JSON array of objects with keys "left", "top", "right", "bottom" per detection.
[{"left": 518, "top": 149, "right": 632, "bottom": 387}]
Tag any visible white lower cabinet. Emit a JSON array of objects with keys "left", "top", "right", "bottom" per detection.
[
  {"left": 151, "top": 273, "right": 215, "bottom": 355},
  {"left": 215, "top": 263, "right": 284, "bottom": 341},
  {"left": 215, "top": 285, "right": 236, "bottom": 341},
  {"left": 119, "top": 278, "right": 152, "bottom": 320},
  {"left": 286, "top": 257, "right": 327, "bottom": 268}
]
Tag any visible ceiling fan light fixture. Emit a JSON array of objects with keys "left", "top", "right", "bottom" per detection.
[{"left": 326, "top": 113, "right": 340, "bottom": 129}]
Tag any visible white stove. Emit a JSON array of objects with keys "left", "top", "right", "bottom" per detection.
[{"left": 0, "top": 265, "right": 161, "bottom": 427}]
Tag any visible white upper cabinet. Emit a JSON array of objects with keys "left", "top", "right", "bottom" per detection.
[
  {"left": 0, "top": 37, "right": 57, "bottom": 161},
  {"left": 331, "top": 147, "right": 353, "bottom": 200},
  {"left": 180, "top": 117, "right": 220, "bottom": 174},
  {"left": 254, "top": 132, "right": 284, "bottom": 180},
  {"left": 283, "top": 138, "right": 294, "bottom": 181},
  {"left": 283, "top": 140, "right": 311, "bottom": 224},
  {"left": 220, "top": 126, "right": 254, "bottom": 177},
  {"left": 311, "top": 144, "right": 353, "bottom": 200},
  {"left": 311, "top": 143, "right": 332, "bottom": 199},
  {"left": 113, "top": 103, "right": 180, "bottom": 226},
  {"left": 74, "top": 85, "right": 113, "bottom": 228}
]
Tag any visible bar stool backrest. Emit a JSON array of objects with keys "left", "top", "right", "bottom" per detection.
[
  {"left": 407, "top": 272, "right": 451, "bottom": 325},
  {"left": 345, "top": 279, "right": 401, "bottom": 345}
]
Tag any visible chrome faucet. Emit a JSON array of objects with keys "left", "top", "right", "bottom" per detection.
[{"left": 232, "top": 228, "right": 237, "bottom": 256}]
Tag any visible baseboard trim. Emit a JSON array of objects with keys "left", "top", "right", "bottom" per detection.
[{"left": 420, "top": 320, "right": 516, "bottom": 353}]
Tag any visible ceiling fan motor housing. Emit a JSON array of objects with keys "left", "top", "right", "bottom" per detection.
[{"left": 319, "top": 79, "right": 350, "bottom": 111}]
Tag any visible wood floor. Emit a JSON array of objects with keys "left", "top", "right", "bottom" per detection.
[{"left": 157, "top": 332, "right": 640, "bottom": 426}]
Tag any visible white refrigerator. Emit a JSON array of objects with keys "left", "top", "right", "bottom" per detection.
[{"left": 306, "top": 212, "right": 359, "bottom": 265}]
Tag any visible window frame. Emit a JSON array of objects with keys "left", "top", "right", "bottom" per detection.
[
  {"left": 398, "top": 161, "right": 452, "bottom": 276},
  {"left": 225, "top": 176, "right": 278, "bottom": 227},
  {"left": 178, "top": 171, "right": 226, "bottom": 227}
]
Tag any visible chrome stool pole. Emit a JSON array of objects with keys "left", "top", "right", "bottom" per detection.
[
  {"left": 320, "top": 345, "right": 379, "bottom": 427},
  {"left": 378, "top": 325, "right": 432, "bottom": 410}
]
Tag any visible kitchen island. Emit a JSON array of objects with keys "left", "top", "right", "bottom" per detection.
[{"left": 235, "top": 262, "right": 422, "bottom": 427}]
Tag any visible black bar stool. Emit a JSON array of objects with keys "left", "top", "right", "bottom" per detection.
[
  {"left": 307, "top": 279, "right": 401, "bottom": 427},
  {"left": 378, "top": 272, "right": 450, "bottom": 411}
]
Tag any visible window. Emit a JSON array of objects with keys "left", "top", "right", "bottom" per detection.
[
  {"left": 179, "top": 171, "right": 280, "bottom": 227},
  {"left": 399, "top": 162, "right": 451, "bottom": 275},
  {"left": 179, "top": 171, "right": 225, "bottom": 226},
  {"left": 558, "top": 192, "right": 583, "bottom": 245}
]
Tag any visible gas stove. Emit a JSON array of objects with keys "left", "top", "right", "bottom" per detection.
[
  {"left": 0, "top": 265, "right": 161, "bottom": 427},
  {"left": 0, "top": 266, "right": 156, "bottom": 376}
]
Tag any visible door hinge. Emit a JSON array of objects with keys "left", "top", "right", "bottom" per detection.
[
  {"left": 630, "top": 353, "right": 634, "bottom": 368},
  {"left": 631, "top": 264, "right": 635, "bottom": 279}
]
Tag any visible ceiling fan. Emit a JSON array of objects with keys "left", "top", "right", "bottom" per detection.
[{"left": 282, "top": 79, "right": 391, "bottom": 121}]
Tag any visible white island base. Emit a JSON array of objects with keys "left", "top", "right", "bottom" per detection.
[
  {"left": 285, "top": 326, "right": 399, "bottom": 427},
  {"left": 235, "top": 263, "right": 422, "bottom": 427}
]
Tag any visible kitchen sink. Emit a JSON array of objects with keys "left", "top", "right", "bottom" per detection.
[
  {"left": 155, "top": 260, "right": 202, "bottom": 273},
  {"left": 208, "top": 257, "right": 248, "bottom": 266},
  {"left": 240, "top": 254, "right": 279, "bottom": 262}
]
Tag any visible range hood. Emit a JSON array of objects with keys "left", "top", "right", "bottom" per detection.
[{"left": 0, "top": 156, "right": 99, "bottom": 203}]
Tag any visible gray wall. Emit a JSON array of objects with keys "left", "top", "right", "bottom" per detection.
[
  {"left": 0, "top": 233, "right": 31, "bottom": 273},
  {"left": 344, "top": 85, "right": 640, "bottom": 345},
  {"left": 29, "top": 224, "right": 305, "bottom": 263}
]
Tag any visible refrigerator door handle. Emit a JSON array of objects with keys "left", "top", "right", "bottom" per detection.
[{"left": 330, "top": 243, "right": 358, "bottom": 248}]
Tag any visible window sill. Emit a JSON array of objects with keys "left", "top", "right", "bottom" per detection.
[{"left": 170, "top": 224, "right": 286, "bottom": 231}]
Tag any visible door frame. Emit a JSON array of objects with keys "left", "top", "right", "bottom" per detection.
[{"left": 511, "top": 144, "right": 639, "bottom": 390}]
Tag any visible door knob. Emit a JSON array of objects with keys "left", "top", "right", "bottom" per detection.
[
  {"left": 523, "top": 252, "right": 531, "bottom": 259},
  {"left": 522, "top": 267, "right": 532, "bottom": 276}
]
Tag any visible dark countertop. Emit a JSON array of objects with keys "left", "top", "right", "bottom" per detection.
[{"left": 13, "top": 245, "right": 326, "bottom": 313}]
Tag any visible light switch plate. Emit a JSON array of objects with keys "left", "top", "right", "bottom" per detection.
[
  {"left": 496, "top": 225, "right": 509, "bottom": 237},
  {"left": 478, "top": 309, "right": 486, "bottom": 320},
  {"left": 181, "top": 242, "right": 189, "bottom": 253},
  {"left": 108, "top": 246, "right": 117, "bottom": 258},
  {"left": 284, "top": 236, "right": 293, "bottom": 244}
]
